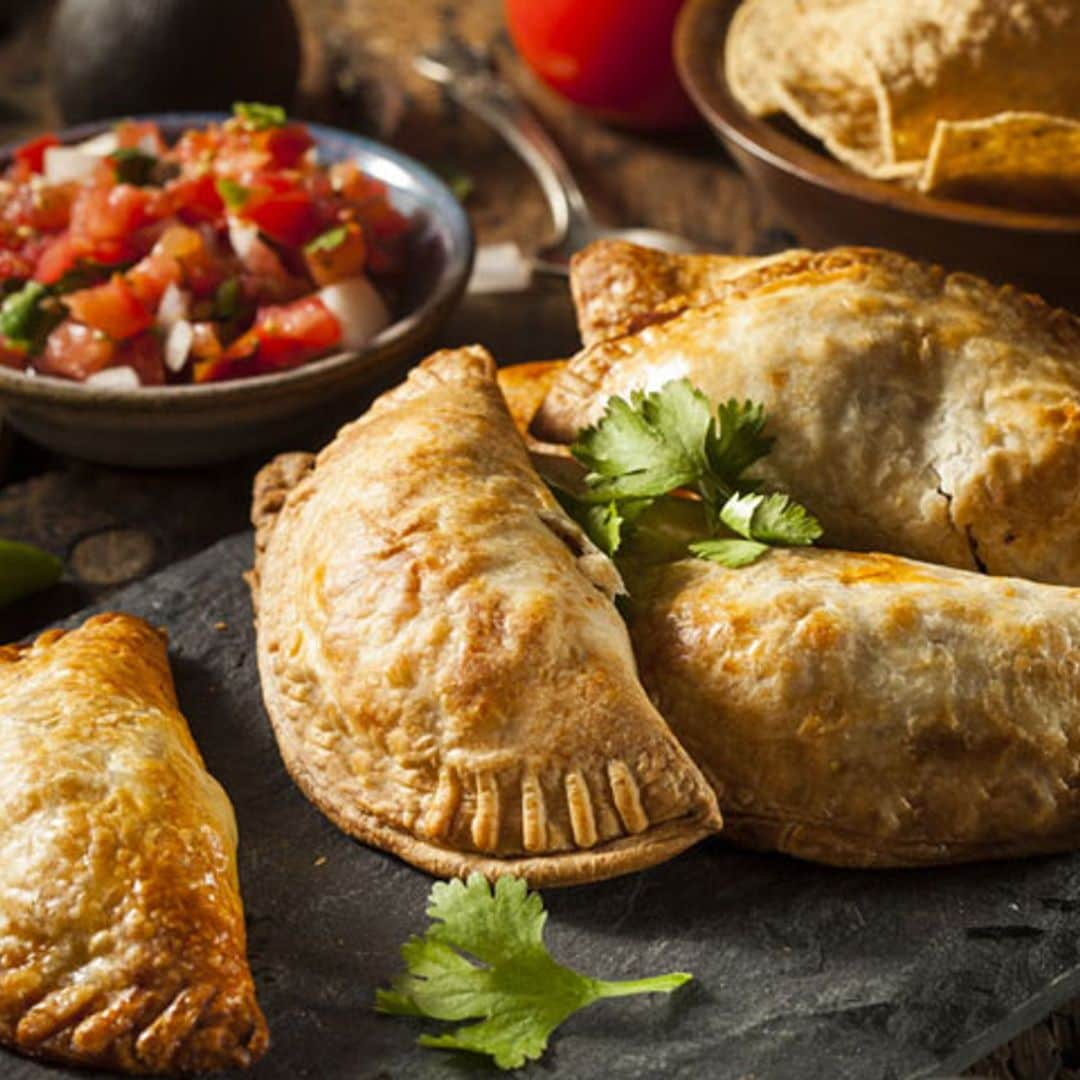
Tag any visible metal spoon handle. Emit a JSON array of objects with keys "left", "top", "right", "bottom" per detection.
[{"left": 414, "top": 42, "right": 596, "bottom": 254}]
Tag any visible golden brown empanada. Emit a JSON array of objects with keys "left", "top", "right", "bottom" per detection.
[
  {"left": 0, "top": 613, "right": 267, "bottom": 1074},
  {"left": 537, "top": 246, "right": 1080, "bottom": 586},
  {"left": 495, "top": 359, "right": 565, "bottom": 439},
  {"left": 626, "top": 548, "right": 1080, "bottom": 867},
  {"left": 250, "top": 346, "right": 721, "bottom": 887},
  {"left": 569, "top": 239, "right": 806, "bottom": 347}
]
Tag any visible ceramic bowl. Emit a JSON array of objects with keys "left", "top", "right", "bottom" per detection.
[
  {"left": 674, "top": 0, "right": 1080, "bottom": 309},
  {"left": 0, "top": 114, "right": 474, "bottom": 466}
]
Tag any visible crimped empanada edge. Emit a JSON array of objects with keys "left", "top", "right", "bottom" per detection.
[{"left": 255, "top": 629, "right": 716, "bottom": 886}]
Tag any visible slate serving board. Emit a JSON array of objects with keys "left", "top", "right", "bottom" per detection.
[{"left": 8, "top": 532, "right": 1080, "bottom": 1080}]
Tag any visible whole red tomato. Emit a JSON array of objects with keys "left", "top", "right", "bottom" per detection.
[{"left": 505, "top": 0, "right": 699, "bottom": 130}]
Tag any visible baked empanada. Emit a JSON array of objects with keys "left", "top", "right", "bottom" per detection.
[
  {"left": 626, "top": 549, "right": 1080, "bottom": 867},
  {"left": 0, "top": 613, "right": 267, "bottom": 1074},
  {"left": 537, "top": 247, "right": 1080, "bottom": 586},
  {"left": 570, "top": 239, "right": 806, "bottom": 347},
  {"left": 250, "top": 346, "right": 721, "bottom": 886}
]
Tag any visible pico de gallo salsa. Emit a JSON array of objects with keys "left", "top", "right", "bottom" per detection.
[{"left": 0, "top": 103, "right": 410, "bottom": 386}]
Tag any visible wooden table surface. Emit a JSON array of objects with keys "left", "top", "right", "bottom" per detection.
[{"left": 0, "top": 3, "right": 1072, "bottom": 1077}]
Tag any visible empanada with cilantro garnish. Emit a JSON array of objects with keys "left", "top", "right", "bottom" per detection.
[
  {"left": 536, "top": 246, "right": 1080, "bottom": 586},
  {"left": 249, "top": 346, "right": 721, "bottom": 886}
]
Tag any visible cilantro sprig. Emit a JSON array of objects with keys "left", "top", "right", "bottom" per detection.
[
  {"left": 232, "top": 102, "right": 287, "bottom": 130},
  {"left": 377, "top": 874, "right": 691, "bottom": 1070},
  {"left": 563, "top": 379, "right": 822, "bottom": 567}
]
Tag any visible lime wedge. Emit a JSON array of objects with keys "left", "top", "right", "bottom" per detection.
[{"left": 0, "top": 539, "right": 63, "bottom": 607}]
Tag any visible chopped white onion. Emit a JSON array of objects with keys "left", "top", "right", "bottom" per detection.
[
  {"left": 227, "top": 216, "right": 259, "bottom": 260},
  {"left": 318, "top": 277, "right": 391, "bottom": 350},
  {"left": 164, "top": 319, "right": 194, "bottom": 373},
  {"left": 43, "top": 146, "right": 100, "bottom": 184},
  {"left": 85, "top": 365, "right": 140, "bottom": 390},
  {"left": 73, "top": 131, "right": 120, "bottom": 157},
  {"left": 155, "top": 283, "right": 190, "bottom": 331},
  {"left": 468, "top": 242, "right": 533, "bottom": 294}
]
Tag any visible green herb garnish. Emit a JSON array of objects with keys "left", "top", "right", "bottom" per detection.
[
  {"left": 212, "top": 277, "right": 240, "bottom": 320},
  {"left": 377, "top": 874, "right": 691, "bottom": 1070},
  {"left": 232, "top": 102, "right": 287, "bottom": 130},
  {"left": 108, "top": 147, "right": 158, "bottom": 186},
  {"left": 0, "top": 539, "right": 62, "bottom": 606},
  {"left": 304, "top": 225, "right": 349, "bottom": 254},
  {"left": 567, "top": 379, "right": 822, "bottom": 567},
  {"left": 0, "top": 281, "right": 62, "bottom": 353},
  {"left": 216, "top": 178, "right": 250, "bottom": 210},
  {"left": 52, "top": 259, "right": 124, "bottom": 294}
]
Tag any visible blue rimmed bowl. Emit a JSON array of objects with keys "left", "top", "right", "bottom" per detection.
[{"left": 0, "top": 113, "right": 474, "bottom": 466}]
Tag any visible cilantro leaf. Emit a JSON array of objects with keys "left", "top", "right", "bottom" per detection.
[
  {"left": 688, "top": 537, "right": 771, "bottom": 568},
  {"left": 108, "top": 147, "right": 158, "bottom": 186},
  {"left": 720, "top": 491, "right": 823, "bottom": 547},
  {"left": 305, "top": 225, "right": 349, "bottom": 255},
  {"left": 0, "top": 281, "right": 62, "bottom": 353},
  {"left": 216, "top": 178, "right": 250, "bottom": 210},
  {"left": 571, "top": 382, "right": 710, "bottom": 499},
  {"left": 706, "top": 399, "right": 773, "bottom": 482},
  {"left": 377, "top": 874, "right": 692, "bottom": 1070},
  {"left": 213, "top": 277, "right": 241, "bottom": 320},
  {"left": 232, "top": 101, "right": 287, "bottom": 130},
  {"left": 566, "top": 380, "right": 822, "bottom": 569},
  {"left": 553, "top": 486, "right": 652, "bottom": 557}
]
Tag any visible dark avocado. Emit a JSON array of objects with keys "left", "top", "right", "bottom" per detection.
[{"left": 49, "top": 0, "right": 302, "bottom": 125}]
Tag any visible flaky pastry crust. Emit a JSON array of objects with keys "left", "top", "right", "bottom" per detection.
[
  {"left": 627, "top": 549, "right": 1080, "bottom": 867},
  {"left": 250, "top": 346, "right": 721, "bottom": 887},
  {"left": 569, "top": 239, "right": 806, "bottom": 347},
  {"left": 537, "top": 245, "right": 1080, "bottom": 586},
  {"left": 0, "top": 613, "right": 267, "bottom": 1074}
]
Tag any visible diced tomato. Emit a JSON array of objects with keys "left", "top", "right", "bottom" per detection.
[
  {"left": 153, "top": 225, "right": 226, "bottom": 297},
  {"left": 0, "top": 338, "right": 28, "bottom": 370},
  {"left": 195, "top": 294, "right": 340, "bottom": 381},
  {"left": 304, "top": 222, "right": 366, "bottom": 286},
  {"left": 166, "top": 173, "right": 225, "bottom": 225},
  {"left": 114, "top": 121, "right": 167, "bottom": 155},
  {"left": 33, "top": 233, "right": 134, "bottom": 285},
  {"left": 253, "top": 295, "right": 341, "bottom": 360},
  {"left": 64, "top": 273, "right": 152, "bottom": 340},
  {"left": 125, "top": 249, "right": 182, "bottom": 308},
  {"left": 114, "top": 331, "right": 166, "bottom": 385},
  {"left": 240, "top": 187, "right": 318, "bottom": 248},
  {"left": 192, "top": 334, "right": 259, "bottom": 383},
  {"left": 33, "top": 234, "right": 84, "bottom": 284},
  {"left": 190, "top": 321, "right": 222, "bottom": 363},
  {"left": 35, "top": 321, "right": 116, "bottom": 379},
  {"left": 13, "top": 134, "right": 60, "bottom": 176},
  {"left": 1, "top": 179, "right": 74, "bottom": 235},
  {"left": 0, "top": 247, "right": 35, "bottom": 282},
  {"left": 173, "top": 126, "right": 222, "bottom": 170},
  {"left": 70, "top": 183, "right": 158, "bottom": 243},
  {"left": 265, "top": 125, "right": 314, "bottom": 169}
]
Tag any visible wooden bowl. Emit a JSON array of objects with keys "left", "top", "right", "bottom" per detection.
[
  {"left": 674, "top": 0, "right": 1080, "bottom": 309},
  {"left": 0, "top": 115, "right": 474, "bottom": 467}
]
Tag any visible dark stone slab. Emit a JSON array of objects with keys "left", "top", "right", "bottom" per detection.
[{"left": 6, "top": 532, "right": 1080, "bottom": 1080}]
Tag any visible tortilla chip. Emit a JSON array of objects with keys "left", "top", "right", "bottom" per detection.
[
  {"left": 726, "top": 0, "right": 898, "bottom": 176},
  {"left": 919, "top": 111, "right": 1080, "bottom": 212},
  {"left": 869, "top": 1, "right": 1080, "bottom": 170},
  {"left": 724, "top": 0, "right": 1080, "bottom": 180}
]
